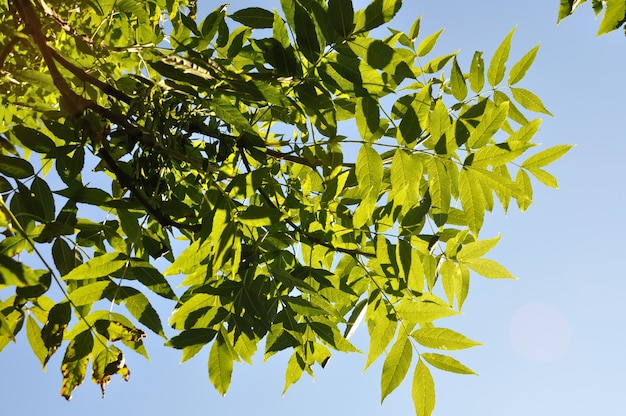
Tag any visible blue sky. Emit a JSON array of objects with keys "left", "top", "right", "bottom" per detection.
[{"left": 1, "top": 1, "right": 625, "bottom": 415}]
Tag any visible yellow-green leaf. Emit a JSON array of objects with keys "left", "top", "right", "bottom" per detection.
[
  {"left": 510, "top": 87, "right": 553, "bottom": 115},
  {"left": 487, "top": 27, "right": 515, "bottom": 87},
  {"left": 508, "top": 44, "right": 539, "bottom": 85},
  {"left": 417, "top": 29, "right": 443, "bottom": 57},
  {"left": 521, "top": 145, "right": 573, "bottom": 169},
  {"left": 421, "top": 352, "right": 477, "bottom": 375},
  {"left": 26, "top": 315, "right": 47, "bottom": 366},
  {"left": 381, "top": 334, "right": 412, "bottom": 403},
  {"left": 208, "top": 332, "right": 234, "bottom": 396},
  {"left": 62, "top": 252, "right": 127, "bottom": 280},
  {"left": 395, "top": 299, "right": 458, "bottom": 323},
  {"left": 412, "top": 359, "right": 436, "bottom": 416},
  {"left": 462, "top": 258, "right": 516, "bottom": 279},
  {"left": 411, "top": 327, "right": 481, "bottom": 350},
  {"left": 469, "top": 51, "right": 484, "bottom": 93}
]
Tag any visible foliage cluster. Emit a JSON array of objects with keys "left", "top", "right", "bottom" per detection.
[{"left": 0, "top": 0, "right": 574, "bottom": 414}]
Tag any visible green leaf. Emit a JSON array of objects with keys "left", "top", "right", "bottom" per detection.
[
  {"left": 125, "top": 261, "right": 178, "bottom": 300},
  {"left": 510, "top": 87, "right": 553, "bottom": 115},
  {"left": 166, "top": 328, "right": 217, "bottom": 362},
  {"left": 164, "top": 239, "right": 212, "bottom": 276},
  {"left": 12, "top": 125, "right": 56, "bottom": 154},
  {"left": 412, "top": 359, "right": 436, "bottom": 416},
  {"left": 381, "top": 334, "right": 412, "bottom": 403},
  {"left": 409, "top": 15, "right": 421, "bottom": 40},
  {"left": 462, "top": 258, "right": 516, "bottom": 279},
  {"left": 515, "top": 169, "right": 533, "bottom": 211},
  {"left": 353, "top": 145, "right": 383, "bottom": 228},
  {"left": 598, "top": 0, "right": 626, "bottom": 35},
  {"left": 62, "top": 252, "right": 128, "bottom": 280},
  {"left": 356, "top": 95, "right": 381, "bottom": 143},
  {"left": 0, "top": 253, "right": 41, "bottom": 287},
  {"left": 0, "top": 156, "right": 34, "bottom": 179},
  {"left": 229, "top": 7, "right": 274, "bottom": 28},
  {"left": 557, "top": 0, "right": 584, "bottom": 23},
  {"left": 212, "top": 96, "right": 255, "bottom": 133},
  {"left": 456, "top": 234, "right": 500, "bottom": 261},
  {"left": 30, "top": 176, "right": 55, "bottom": 222},
  {"left": 467, "top": 101, "right": 509, "bottom": 148},
  {"left": 0, "top": 308, "right": 16, "bottom": 344},
  {"left": 487, "top": 28, "right": 515, "bottom": 87},
  {"left": 390, "top": 150, "right": 421, "bottom": 208},
  {"left": 459, "top": 168, "right": 485, "bottom": 236},
  {"left": 508, "top": 44, "right": 539, "bottom": 85},
  {"left": 115, "top": 286, "right": 165, "bottom": 337},
  {"left": 283, "top": 351, "right": 306, "bottom": 394},
  {"left": 426, "top": 157, "right": 450, "bottom": 226},
  {"left": 395, "top": 299, "right": 458, "bottom": 323},
  {"left": 294, "top": 4, "right": 321, "bottom": 62},
  {"left": 68, "top": 281, "right": 113, "bottom": 306},
  {"left": 26, "top": 315, "right": 47, "bottom": 366},
  {"left": 521, "top": 145, "right": 574, "bottom": 169},
  {"left": 417, "top": 29, "right": 443, "bottom": 57},
  {"left": 60, "top": 330, "right": 93, "bottom": 400},
  {"left": 411, "top": 327, "right": 481, "bottom": 350},
  {"left": 354, "top": 0, "right": 402, "bottom": 33},
  {"left": 41, "top": 302, "right": 71, "bottom": 366},
  {"left": 237, "top": 205, "right": 283, "bottom": 226},
  {"left": 421, "top": 352, "right": 477, "bottom": 375},
  {"left": 328, "top": 0, "right": 354, "bottom": 38},
  {"left": 469, "top": 51, "right": 485, "bottom": 93},
  {"left": 208, "top": 332, "right": 234, "bottom": 396},
  {"left": 365, "top": 317, "right": 398, "bottom": 370},
  {"left": 450, "top": 57, "right": 467, "bottom": 101},
  {"left": 526, "top": 167, "right": 559, "bottom": 188}
]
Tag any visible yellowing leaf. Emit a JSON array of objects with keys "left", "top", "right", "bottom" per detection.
[{"left": 60, "top": 330, "right": 93, "bottom": 400}]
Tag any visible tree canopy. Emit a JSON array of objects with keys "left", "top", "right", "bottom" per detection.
[{"left": 0, "top": 0, "right": 573, "bottom": 414}]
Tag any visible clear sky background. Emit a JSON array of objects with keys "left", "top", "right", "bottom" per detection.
[{"left": 1, "top": 1, "right": 625, "bottom": 415}]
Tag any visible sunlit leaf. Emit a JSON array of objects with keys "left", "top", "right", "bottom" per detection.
[
  {"left": 412, "top": 359, "right": 436, "bottom": 416},
  {"left": 208, "top": 332, "right": 234, "bottom": 395},
  {"left": 411, "top": 327, "right": 481, "bottom": 350},
  {"left": 508, "top": 44, "right": 540, "bottom": 85},
  {"left": 421, "top": 352, "right": 477, "bottom": 375},
  {"left": 381, "top": 334, "right": 412, "bottom": 403},
  {"left": 487, "top": 28, "right": 515, "bottom": 86}
]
